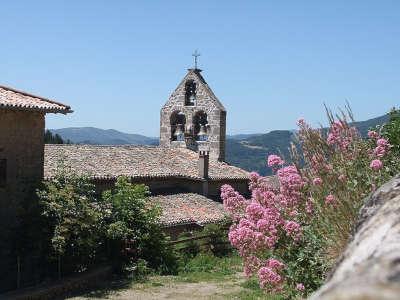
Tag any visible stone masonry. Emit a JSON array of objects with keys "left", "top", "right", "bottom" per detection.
[{"left": 160, "top": 69, "right": 227, "bottom": 161}]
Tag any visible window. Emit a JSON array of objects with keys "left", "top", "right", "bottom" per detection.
[
  {"left": 170, "top": 111, "right": 186, "bottom": 141},
  {"left": 185, "top": 80, "right": 196, "bottom": 106},
  {"left": 0, "top": 159, "right": 6, "bottom": 187},
  {"left": 193, "top": 111, "right": 208, "bottom": 141}
]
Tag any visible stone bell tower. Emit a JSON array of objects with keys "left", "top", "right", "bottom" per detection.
[{"left": 160, "top": 61, "right": 226, "bottom": 161}]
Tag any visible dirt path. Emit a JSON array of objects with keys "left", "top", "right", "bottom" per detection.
[{"left": 67, "top": 273, "right": 247, "bottom": 300}]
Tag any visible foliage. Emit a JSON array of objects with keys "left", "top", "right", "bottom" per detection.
[
  {"left": 175, "top": 231, "right": 201, "bottom": 260},
  {"left": 38, "top": 169, "right": 178, "bottom": 279},
  {"left": 222, "top": 107, "right": 400, "bottom": 298},
  {"left": 380, "top": 108, "right": 400, "bottom": 155},
  {"left": 37, "top": 166, "right": 107, "bottom": 275},
  {"left": 44, "top": 129, "right": 71, "bottom": 144},
  {"left": 102, "top": 176, "right": 178, "bottom": 274},
  {"left": 203, "top": 221, "right": 232, "bottom": 257}
]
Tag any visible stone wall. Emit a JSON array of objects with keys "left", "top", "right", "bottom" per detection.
[
  {"left": 0, "top": 109, "right": 45, "bottom": 292},
  {"left": 310, "top": 175, "right": 400, "bottom": 300},
  {"left": 93, "top": 177, "right": 249, "bottom": 200},
  {"left": 160, "top": 69, "right": 226, "bottom": 161}
]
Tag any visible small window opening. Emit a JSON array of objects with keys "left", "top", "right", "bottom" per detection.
[
  {"left": 193, "top": 111, "right": 208, "bottom": 141},
  {"left": 170, "top": 111, "right": 186, "bottom": 141},
  {"left": 185, "top": 80, "right": 196, "bottom": 106}
]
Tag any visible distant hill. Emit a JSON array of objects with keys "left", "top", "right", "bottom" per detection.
[
  {"left": 50, "top": 127, "right": 159, "bottom": 146},
  {"left": 227, "top": 133, "right": 263, "bottom": 140},
  {"left": 225, "top": 114, "right": 390, "bottom": 175}
]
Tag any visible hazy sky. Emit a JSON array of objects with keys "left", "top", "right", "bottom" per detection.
[{"left": 1, "top": 1, "right": 399, "bottom": 136}]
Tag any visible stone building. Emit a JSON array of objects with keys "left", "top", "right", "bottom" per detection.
[
  {"left": 0, "top": 85, "right": 71, "bottom": 226},
  {"left": 0, "top": 85, "right": 71, "bottom": 291},
  {"left": 43, "top": 67, "right": 249, "bottom": 231},
  {"left": 160, "top": 68, "right": 226, "bottom": 161}
]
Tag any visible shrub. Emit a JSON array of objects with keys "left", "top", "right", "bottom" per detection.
[
  {"left": 37, "top": 166, "right": 108, "bottom": 277},
  {"left": 379, "top": 108, "right": 400, "bottom": 156},
  {"left": 176, "top": 231, "right": 201, "bottom": 260},
  {"left": 222, "top": 108, "right": 400, "bottom": 297},
  {"left": 102, "top": 176, "right": 178, "bottom": 274},
  {"left": 203, "top": 221, "right": 232, "bottom": 257}
]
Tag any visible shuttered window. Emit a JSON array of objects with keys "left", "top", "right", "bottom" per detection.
[{"left": 0, "top": 159, "right": 6, "bottom": 187}]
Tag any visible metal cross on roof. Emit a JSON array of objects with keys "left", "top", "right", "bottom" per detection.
[{"left": 192, "top": 50, "right": 201, "bottom": 69}]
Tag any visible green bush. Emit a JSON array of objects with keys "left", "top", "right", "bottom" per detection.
[
  {"left": 380, "top": 108, "right": 400, "bottom": 156},
  {"left": 37, "top": 166, "right": 107, "bottom": 277},
  {"left": 102, "top": 176, "right": 178, "bottom": 274},
  {"left": 175, "top": 231, "right": 201, "bottom": 260},
  {"left": 203, "top": 221, "right": 232, "bottom": 257}
]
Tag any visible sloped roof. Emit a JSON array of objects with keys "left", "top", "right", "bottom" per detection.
[
  {"left": 44, "top": 144, "right": 249, "bottom": 180},
  {"left": 0, "top": 85, "right": 71, "bottom": 114},
  {"left": 149, "top": 193, "right": 227, "bottom": 226},
  {"left": 162, "top": 69, "right": 226, "bottom": 111}
]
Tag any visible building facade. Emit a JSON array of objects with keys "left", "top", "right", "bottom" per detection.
[
  {"left": 0, "top": 85, "right": 71, "bottom": 292},
  {"left": 160, "top": 68, "right": 227, "bottom": 161}
]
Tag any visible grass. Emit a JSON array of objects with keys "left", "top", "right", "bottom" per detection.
[{"left": 66, "top": 252, "right": 286, "bottom": 299}]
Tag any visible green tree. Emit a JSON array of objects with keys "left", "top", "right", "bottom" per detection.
[
  {"left": 37, "top": 166, "right": 107, "bottom": 278},
  {"left": 44, "top": 130, "right": 71, "bottom": 144},
  {"left": 103, "top": 177, "right": 177, "bottom": 274}
]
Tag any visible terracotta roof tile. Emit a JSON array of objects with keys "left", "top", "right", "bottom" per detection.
[
  {"left": 149, "top": 193, "right": 227, "bottom": 226},
  {"left": 0, "top": 85, "right": 71, "bottom": 113},
  {"left": 44, "top": 144, "right": 249, "bottom": 180}
]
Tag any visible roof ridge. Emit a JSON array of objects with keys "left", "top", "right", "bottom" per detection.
[
  {"left": 0, "top": 84, "right": 71, "bottom": 110},
  {"left": 45, "top": 144, "right": 160, "bottom": 148}
]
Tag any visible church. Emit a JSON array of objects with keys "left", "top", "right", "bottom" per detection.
[{"left": 0, "top": 65, "right": 250, "bottom": 233}]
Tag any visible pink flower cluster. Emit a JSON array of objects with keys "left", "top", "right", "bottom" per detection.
[
  {"left": 326, "top": 121, "right": 358, "bottom": 152},
  {"left": 258, "top": 258, "right": 285, "bottom": 291},
  {"left": 267, "top": 154, "right": 285, "bottom": 168},
  {"left": 368, "top": 131, "right": 390, "bottom": 171},
  {"left": 222, "top": 155, "right": 305, "bottom": 292},
  {"left": 373, "top": 138, "right": 389, "bottom": 158},
  {"left": 221, "top": 184, "right": 248, "bottom": 220},
  {"left": 370, "top": 159, "right": 383, "bottom": 171}
]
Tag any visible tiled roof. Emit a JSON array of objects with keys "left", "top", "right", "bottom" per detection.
[
  {"left": 0, "top": 85, "right": 71, "bottom": 114},
  {"left": 44, "top": 144, "right": 249, "bottom": 180},
  {"left": 149, "top": 193, "right": 227, "bottom": 226}
]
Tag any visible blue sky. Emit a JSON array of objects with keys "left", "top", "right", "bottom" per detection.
[{"left": 1, "top": 1, "right": 399, "bottom": 136}]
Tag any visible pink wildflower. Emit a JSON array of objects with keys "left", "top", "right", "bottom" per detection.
[
  {"left": 377, "top": 138, "right": 389, "bottom": 147},
  {"left": 373, "top": 146, "right": 386, "bottom": 158},
  {"left": 325, "top": 194, "right": 336, "bottom": 205},
  {"left": 296, "top": 283, "right": 305, "bottom": 291},
  {"left": 312, "top": 177, "right": 323, "bottom": 186},
  {"left": 338, "top": 174, "right": 347, "bottom": 182},
  {"left": 284, "top": 220, "right": 302, "bottom": 240},
  {"left": 306, "top": 198, "right": 314, "bottom": 214},
  {"left": 370, "top": 159, "right": 383, "bottom": 171},
  {"left": 258, "top": 267, "right": 283, "bottom": 290},
  {"left": 267, "top": 155, "right": 285, "bottom": 168},
  {"left": 368, "top": 130, "right": 379, "bottom": 139},
  {"left": 297, "top": 118, "right": 305, "bottom": 126}
]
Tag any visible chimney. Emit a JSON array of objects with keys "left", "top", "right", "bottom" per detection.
[{"left": 198, "top": 148, "right": 209, "bottom": 179}]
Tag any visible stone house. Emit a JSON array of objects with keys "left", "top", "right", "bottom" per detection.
[
  {"left": 0, "top": 85, "right": 72, "bottom": 291},
  {"left": 0, "top": 85, "right": 72, "bottom": 232}
]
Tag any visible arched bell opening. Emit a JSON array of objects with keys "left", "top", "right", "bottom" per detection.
[
  {"left": 193, "top": 111, "right": 208, "bottom": 141},
  {"left": 184, "top": 80, "right": 196, "bottom": 106},
  {"left": 170, "top": 111, "right": 186, "bottom": 141}
]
